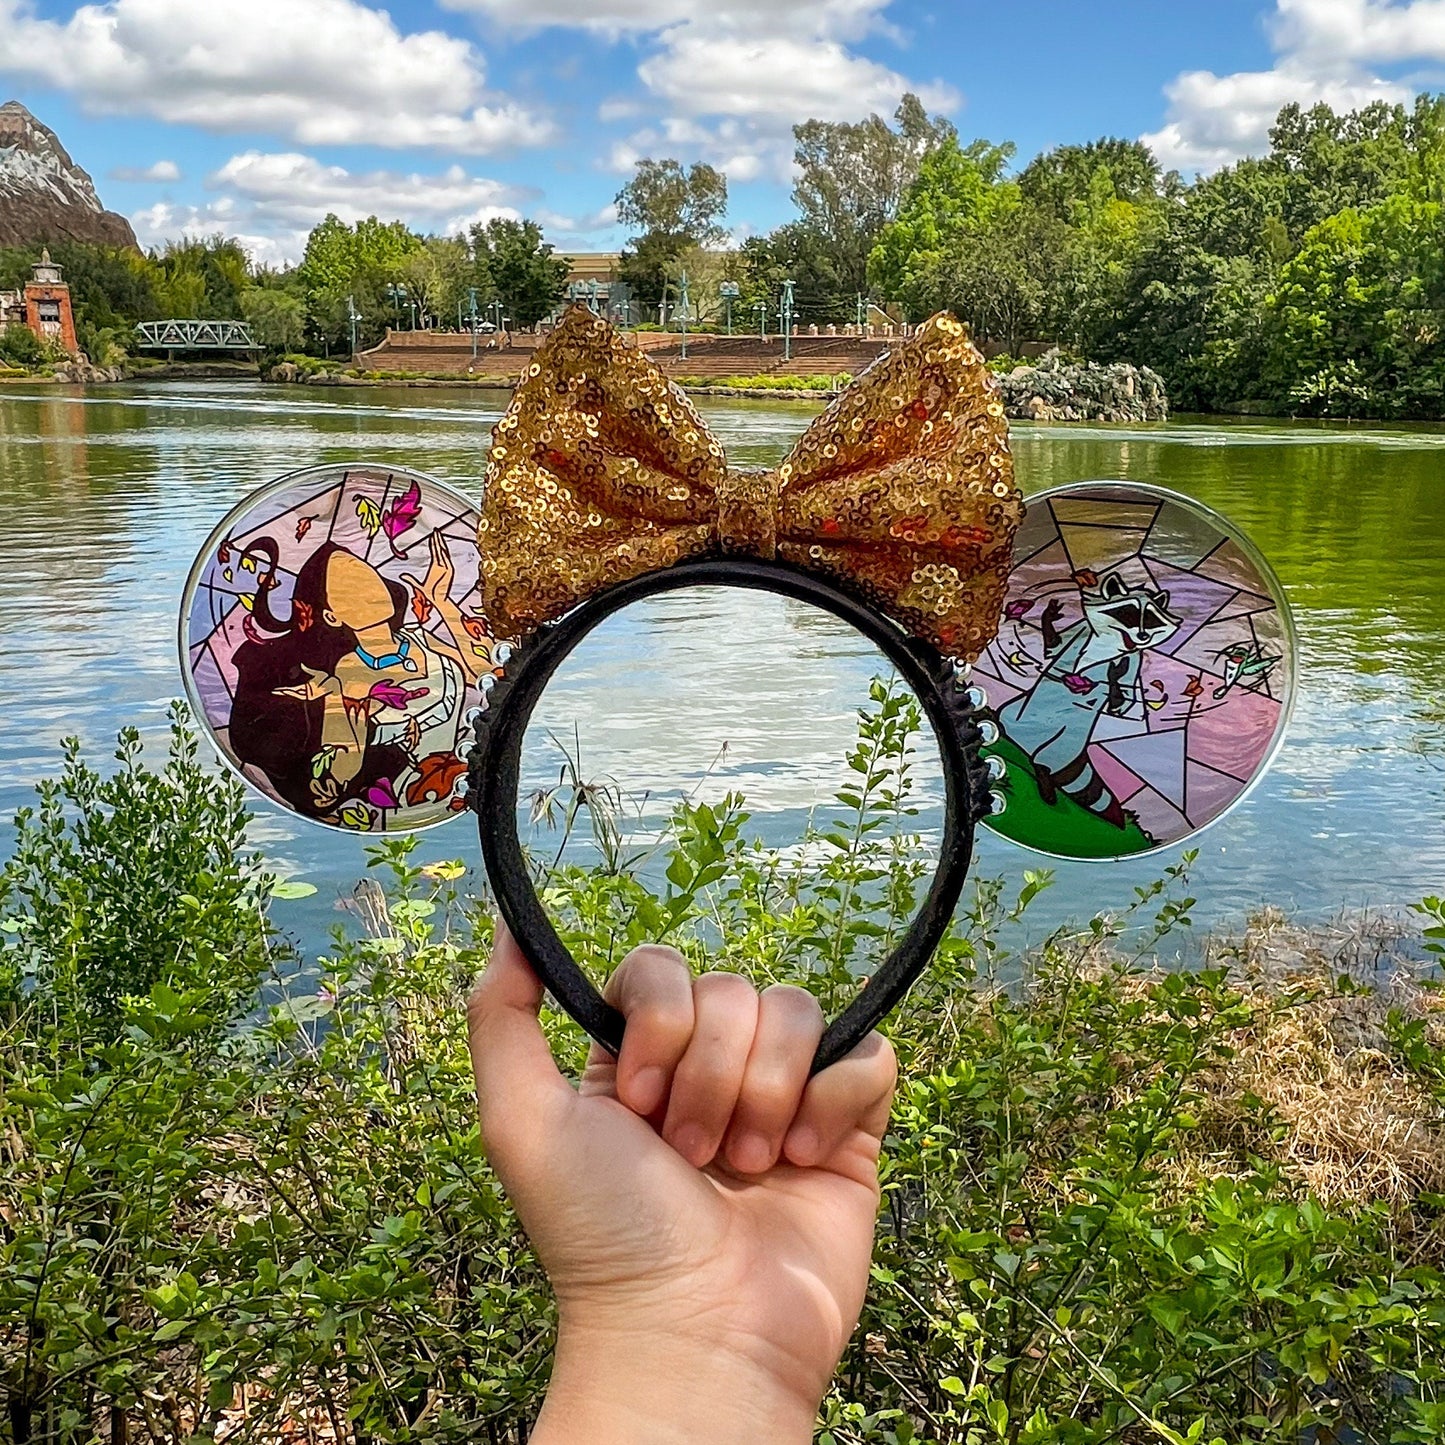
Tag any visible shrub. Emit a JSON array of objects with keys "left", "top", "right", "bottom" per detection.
[
  {"left": 0, "top": 703, "right": 273, "bottom": 1032},
  {"left": 0, "top": 324, "right": 44, "bottom": 368},
  {"left": 1, "top": 692, "right": 1443, "bottom": 1444}
]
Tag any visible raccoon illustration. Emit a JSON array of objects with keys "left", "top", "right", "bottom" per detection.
[{"left": 998, "top": 571, "right": 1180, "bottom": 827}]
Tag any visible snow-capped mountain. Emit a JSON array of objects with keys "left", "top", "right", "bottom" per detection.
[{"left": 0, "top": 101, "right": 138, "bottom": 250}]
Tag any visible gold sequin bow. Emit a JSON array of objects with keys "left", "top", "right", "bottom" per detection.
[{"left": 481, "top": 306, "right": 1023, "bottom": 659}]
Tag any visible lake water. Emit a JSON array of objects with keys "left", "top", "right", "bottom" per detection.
[{"left": 1, "top": 382, "right": 1442, "bottom": 958}]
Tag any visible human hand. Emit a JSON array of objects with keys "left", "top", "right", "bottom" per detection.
[
  {"left": 401, "top": 530, "right": 455, "bottom": 608},
  {"left": 467, "top": 926, "right": 897, "bottom": 1445}
]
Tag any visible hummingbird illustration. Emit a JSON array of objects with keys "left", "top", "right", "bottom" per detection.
[{"left": 1213, "top": 643, "right": 1279, "bottom": 700}]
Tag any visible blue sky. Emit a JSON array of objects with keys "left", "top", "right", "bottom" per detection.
[{"left": 2, "top": 0, "right": 1442, "bottom": 265}]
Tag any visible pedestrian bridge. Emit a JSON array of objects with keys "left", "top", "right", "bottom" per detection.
[{"left": 133, "top": 319, "right": 259, "bottom": 352}]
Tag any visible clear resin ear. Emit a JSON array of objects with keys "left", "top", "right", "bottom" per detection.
[
  {"left": 974, "top": 481, "right": 1297, "bottom": 860},
  {"left": 180, "top": 463, "right": 493, "bottom": 834}
]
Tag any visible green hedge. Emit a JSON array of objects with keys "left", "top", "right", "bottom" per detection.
[{"left": 2, "top": 693, "right": 1443, "bottom": 1443}]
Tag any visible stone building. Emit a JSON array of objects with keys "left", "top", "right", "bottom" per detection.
[
  {"left": 0, "top": 249, "right": 79, "bottom": 353},
  {"left": 561, "top": 252, "right": 633, "bottom": 321}
]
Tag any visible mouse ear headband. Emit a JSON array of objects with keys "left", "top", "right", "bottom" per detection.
[
  {"left": 179, "top": 308, "right": 1297, "bottom": 1073},
  {"left": 469, "top": 306, "right": 1022, "bottom": 1070}
]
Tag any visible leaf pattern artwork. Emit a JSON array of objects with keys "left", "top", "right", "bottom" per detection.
[
  {"left": 183, "top": 463, "right": 490, "bottom": 834},
  {"left": 381, "top": 480, "right": 423, "bottom": 557},
  {"left": 367, "top": 680, "right": 427, "bottom": 710},
  {"left": 405, "top": 753, "right": 468, "bottom": 808},
  {"left": 356, "top": 496, "right": 382, "bottom": 537},
  {"left": 364, "top": 778, "right": 400, "bottom": 811},
  {"left": 338, "top": 801, "right": 373, "bottom": 831}
]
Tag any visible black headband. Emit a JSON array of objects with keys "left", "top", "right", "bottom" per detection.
[{"left": 468, "top": 555, "right": 1000, "bottom": 1073}]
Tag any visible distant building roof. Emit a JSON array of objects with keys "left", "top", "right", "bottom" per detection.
[{"left": 564, "top": 252, "right": 622, "bottom": 285}]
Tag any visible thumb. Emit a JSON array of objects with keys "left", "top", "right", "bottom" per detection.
[{"left": 467, "top": 920, "right": 574, "bottom": 1170}]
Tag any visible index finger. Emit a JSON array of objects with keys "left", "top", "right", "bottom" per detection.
[{"left": 581, "top": 945, "right": 696, "bottom": 1117}]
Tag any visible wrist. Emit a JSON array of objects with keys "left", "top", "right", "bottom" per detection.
[{"left": 532, "top": 1316, "right": 821, "bottom": 1445}]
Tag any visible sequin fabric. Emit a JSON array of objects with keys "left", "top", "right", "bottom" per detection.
[{"left": 480, "top": 306, "right": 1023, "bottom": 659}]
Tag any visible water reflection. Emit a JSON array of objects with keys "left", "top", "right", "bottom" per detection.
[{"left": 0, "top": 383, "right": 1441, "bottom": 956}]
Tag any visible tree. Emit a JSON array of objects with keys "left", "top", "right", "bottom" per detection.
[
  {"left": 615, "top": 159, "right": 728, "bottom": 244},
  {"left": 298, "top": 215, "right": 423, "bottom": 351},
  {"left": 867, "top": 137, "right": 1018, "bottom": 319},
  {"left": 470, "top": 218, "right": 568, "bottom": 329},
  {"left": 1049, "top": 166, "right": 1167, "bottom": 354},
  {"left": 1019, "top": 138, "right": 1164, "bottom": 219},
  {"left": 403, "top": 236, "right": 469, "bottom": 329},
  {"left": 150, "top": 236, "right": 250, "bottom": 319},
  {"left": 619, "top": 230, "right": 685, "bottom": 323},
  {"left": 742, "top": 222, "right": 852, "bottom": 328},
  {"left": 298, "top": 215, "right": 420, "bottom": 296},
  {"left": 792, "top": 93, "right": 956, "bottom": 300},
  {"left": 910, "top": 203, "right": 1066, "bottom": 352},
  {"left": 240, "top": 285, "right": 307, "bottom": 353},
  {"left": 1264, "top": 192, "right": 1445, "bottom": 415},
  {"left": 615, "top": 159, "right": 728, "bottom": 322},
  {"left": 1268, "top": 99, "right": 1415, "bottom": 242}
]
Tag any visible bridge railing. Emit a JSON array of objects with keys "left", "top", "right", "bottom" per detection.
[{"left": 134, "top": 320, "right": 260, "bottom": 352}]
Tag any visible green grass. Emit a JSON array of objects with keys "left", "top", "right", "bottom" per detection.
[
  {"left": 982, "top": 732, "right": 1155, "bottom": 859},
  {"left": 675, "top": 372, "right": 852, "bottom": 391}
]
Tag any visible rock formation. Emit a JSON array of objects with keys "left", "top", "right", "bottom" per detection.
[
  {"left": 995, "top": 350, "right": 1169, "bottom": 423},
  {"left": 0, "top": 101, "right": 138, "bottom": 250}
]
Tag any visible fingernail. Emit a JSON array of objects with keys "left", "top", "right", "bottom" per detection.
[
  {"left": 628, "top": 1066, "right": 665, "bottom": 1115},
  {"left": 671, "top": 1123, "right": 711, "bottom": 1167},
  {"left": 785, "top": 1126, "right": 821, "bottom": 1166},
  {"left": 730, "top": 1132, "right": 772, "bottom": 1174}
]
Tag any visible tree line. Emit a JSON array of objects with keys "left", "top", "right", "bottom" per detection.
[
  {"left": 0, "top": 216, "right": 572, "bottom": 366},
  {"left": 616, "top": 91, "right": 1445, "bottom": 419},
  {"left": 5, "top": 90, "right": 1445, "bottom": 415}
]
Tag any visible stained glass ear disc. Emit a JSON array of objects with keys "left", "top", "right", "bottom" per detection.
[
  {"left": 180, "top": 463, "right": 503, "bottom": 834},
  {"left": 974, "top": 481, "right": 1297, "bottom": 861}
]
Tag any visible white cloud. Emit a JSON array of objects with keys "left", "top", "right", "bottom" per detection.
[
  {"left": 534, "top": 202, "right": 620, "bottom": 236},
  {"left": 452, "top": 0, "right": 954, "bottom": 182},
  {"left": 0, "top": 0, "right": 554, "bottom": 153},
  {"left": 130, "top": 198, "right": 304, "bottom": 267},
  {"left": 638, "top": 30, "right": 953, "bottom": 127},
  {"left": 1143, "top": 0, "right": 1439, "bottom": 173},
  {"left": 112, "top": 159, "right": 182, "bottom": 182},
  {"left": 212, "top": 152, "right": 522, "bottom": 228},
  {"left": 451, "top": 0, "right": 886, "bottom": 39},
  {"left": 1271, "top": 0, "right": 1445, "bottom": 65},
  {"left": 129, "top": 152, "right": 530, "bottom": 265}
]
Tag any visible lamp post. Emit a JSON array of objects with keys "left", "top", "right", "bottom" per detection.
[
  {"left": 678, "top": 271, "right": 690, "bottom": 362},
  {"left": 386, "top": 283, "right": 405, "bottom": 333},
  {"left": 856, "top": 292, "right": 866, "bottom": 331},
  {"left": 780, "top": 278, "right": 795, "bottom": 364},
  {"left": 754, "top": 298, "right": 767, "bottom": 341},
  {"left": 346, "top": 294, "right": 360, "bottom": 358},
  {"left": 720, "top": 280, "right": 739, "bottom": 337},
  {"left": 468, "top": 285, "right": 479, "bottom": 358}
]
